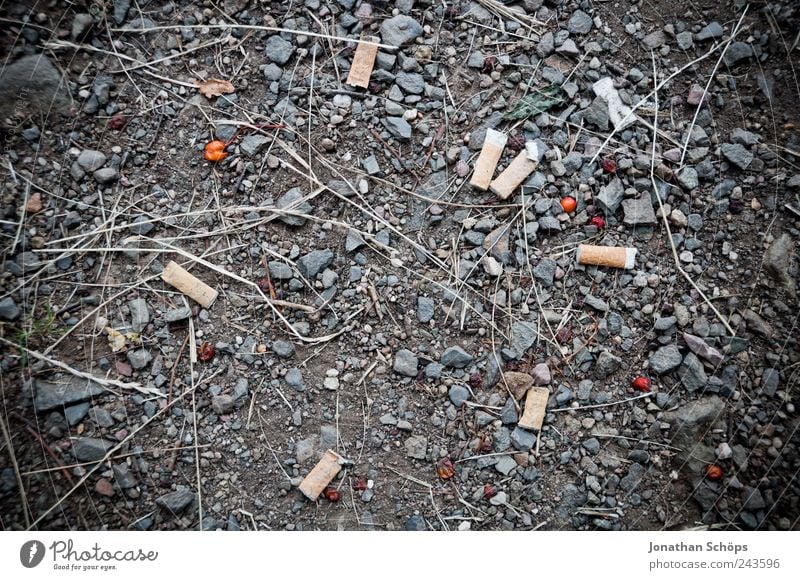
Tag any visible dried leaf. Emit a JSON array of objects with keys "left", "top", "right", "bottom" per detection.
[
  {"left": 106, "top": 327, "right": 126, "bottom": 352},
  {"left": 125, "top": 332, "right": 142, "bottom": 346},
  {"left": 196, "top": 78, "right": 235, "bottom": 99}
]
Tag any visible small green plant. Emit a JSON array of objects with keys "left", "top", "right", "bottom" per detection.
[
  {"left": 12, "top": 304, "right": 62, "bottom": 365},
  {"left": 503, "top": 84, "right": 565, "bottom": 121}
]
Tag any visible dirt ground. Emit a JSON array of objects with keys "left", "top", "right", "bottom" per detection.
[{"left": 0, "top": 0, "right": 798, "bottom": 531}]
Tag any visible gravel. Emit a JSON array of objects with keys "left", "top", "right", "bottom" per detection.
[
  {"left": 649, "top": 345, "right": 683, "bottom": 374},
  {"left": 379, "top": 15, "right": 422, "bottom": 46},
  {"left": 440, "top": 346, "right": 473, "bottom": 368},
  {"left": 393, "top": 349, "right": 419, "bottom": 377}
]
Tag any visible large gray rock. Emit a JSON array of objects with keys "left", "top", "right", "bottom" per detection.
[
  {"left": 379, "top": 15, "right": 423, "bottom": 47},
  {"left": 382, "top": 116, "right": 412, "bottom": 141},
  {"left": 622, "top": 196, "right": 656, "bottom": 225},
  {"left": 72, "top": 437, "right": 114, "bottom": 462},
  {"left": 723, "top": 42, "right": 753, "bottom": 66},
  {"left": 0, "top": 55, "right": 72, "bottom": 120},
  {"left": 276, "top": 188, "right": 312, "bottom": 226},
  {"left": 34, "top": 376, "right": 105, "bottom": 412},
  {"left": 649, "top": 344, "right": 682, "bottom": 374},
  {"left": 596, "top": 177, "right": 624, "bottom": 213},
  {"left": 297, "top": 249, "right": 334, "bottom": 278},
  {"left": 128, "top": 298, "right": 149, "bottom": 332},
  {"left": 448, "top": 384, "right": 470, "bottom": 407},
  {"left": 510, "top": 321, "right": 538, "bottom": 358},
  {"left": 533, "top": 258, "right": 557, "bottom": 287},
  {"left": 763, "top": 233, "right": 796, "bottom": 297},
  {"left": 720, "top": 143, "right": 753, "bottom": 169},
  {"left": 678, "top": 353, "right": 708, "bottom": 392},
  {"left": 156, "top": 488, "right": 196, "bottom": 513},
  {"left": 567, "top": 10, "right": 592, "bottom": 34},
  {"left": 393, "top": 349, "right": 419, "bottom": 377},
  {"left": 265, "top": 35, "right": 295, "bottom": 65},
  {"left": 440, "top": 346, "right": 474, "bottom": 368},
  {"left": 594, "top": 351, "right": 622, "bottom": 378},
  {"left": 0, "top": 297, "right": 20, "bottom": 321},
  {"left": 404, "top": 434, "right": 427, "bottom": 460},
  {"left": 77, "top": 150, "right": 107, "bottom": 172}
]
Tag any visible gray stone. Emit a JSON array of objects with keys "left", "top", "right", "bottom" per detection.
[
  {"left": 127, "top": 349, "right": 152, "bottom": 370},
  {"left": 113, "top": 0, "right": 131, "bottom": 25},
  {"left": 483, "top": 225, "right": 511, "bottom": 263},
  {"left": 0, "top": 297, "right": 20, "bottom": 321},
  {"left": 510, "top": 321, "right": 538, "bottom": 357},
  {"left": 720, "top": 143, "right": 753, "bottom": 169},
  {"left": 533, "top": 258, "right": 557, "bottom": 287},
  {"left": 583, "top": 294, "right": 608, "bottom": 312},
  {"left": 64, "top": 403, "right": 90, "bottom": 426},
  {"left": 537, "top": 32, "right": 554, "bottom": 57},
  {"left": 271, "top": 340, "right": 295, "bottom": 358},
  {"left": 345, "top": 230, "right": 366, "bottom": 252},
  {"left": 642, "top": 30, "right": 667, "bottom": 50},
  {"left": 129, "top": 215, "right": 154, "bottom": 235},
  {"left": 268, "top": 261, "right": 293, "bottom": 280},
  {"left": 89, "top": 407, "right": 114, "bottom": 427},
  {"left": 440, "top": 346, "right": 473, "bottom": 368},
  {"left": 763, "top": 233, "right": 796, "bottom": 296},
  {"left": 395, "top": 72, "right": 424, "bottom": 94},
  {"left": 567, "top": 10, "right": 592, "bottom": 34},
  {"left": 582, "top": 96, "right": 610, "bottom": 130},
  {"left": 34, "top": 376, "right": 105, "bottom": 412},
  {"left": 211, "top": 394, "right": 235, "bottom": 414},
  {"left": 240, "top": 135, "right": 268, "bottom": 156},
  {"left": 500, "top": 399, "right": 518, "bottom": 424},
  {"left": 379, "top": 15, "right": 423, "bottom": 47},
  {"left": 682, "top": 333, "right": 723, "bottom": 366},
  {"left": 677, "top": 167, "right": 699, "bottom": 190},
  {"left": 595, "top": 351, "right": 622, "bottom": 378},
  {"left": 77, "top": 150, "right": 107, "bottom": 171},
  {"left": 394, "top": 349, "right": 419, "bottom": 377},
  {"left": 510, "top": 427, "right": 536, "bottom": 452},
  {"left": 723, "top": 42, "right": 753, "bottom": 66},
  {"left": 532, "top": 363, "right": 551, "bottom": 385},
  {"left": 676, "top": 31, "right": 693, "bottom": 50},
  {"left": 112, "top": 463, "right": 137, "bottom": 489},
  {"left": 298, "top": 249, "right": 333, "bottom": 278},
  {"left": 128, "top": 298, "right": 149, "bottom": 332},
  {"left": 655, "top": 316, "right": 677, "bottom": 332},
  {"left": 448, "top": 385, "right": 470, "bottom": 407},
  {"left": 382, "top": 116, "right": 412, "bottom": 141},
  {"left": 731, "top": 128, "right": 759, "bottom": 146},
  {"left": 596, "top": 177, "right": 624, "bottom": 213},
  {"left": 582, "top": 437, "right": 600, "bottom": 455},
  {"left": 417, "top": 296, "right": 435, "bottom": 323},
  {"left": 696, "top": 22, "right": 724, "bottom": 41},
  {"left": 276, "top": 187, "right": 312, "bottom": 226},
  {"left": 265, "top": 35, "right": 295, "bottom": 65},
  {"left": 662, "top": 396, "right": 725, "bottom": 453},
  {"left": 622, "top": 196, "right": 656, "bottom": 225},
  {"left": 494, "top": 455, "right": 518, "bottom": 475},
  {"left": 94, "top": 168, "right": 119, "bottom": 184},
  {"left": 71, "top": 13, "right": 94, "bottom": 40},
  {"left": 156, "top": 488, "right": 196, "bottom": 513},
  {"left": 285, "top": 368, "right": 305, "bottom": 392},
  {"left": 362, "top": 155, "right": 380, "bottom": 175},
  {"left": 537, "top": 215, "right": 561, "bottom": 232},
  {"left": 649, "top": 345, "right": 682, "bottom": 374},
  {"left": 405, "top": 434, "right": 428, "bottom": 459},
  {"left": 619, "top": 463, "right": 646, "bottom": 492},
  {"left": 678, "top": 353, "right": 708, "bottom": 392},
  {"left": 425, "top": 362, "right": 444, "bottom": 379},
  {"left": 0, "top": 55, "right": 72, "bottom": 120},
  {"left": 628, "top": 450, "right": 650, "bottom": 463},
  {"left": 295, "top": 437, "right": 317, "bottom": 463},
  {"left": 761, "top": 368, "right": 779, "bottom": 396},
  {"left": 742, "top": 487, "right": 766, "bottom": 512},
  {"left": 72, "top": 438, "right": 114, "bottom": 462},
  {"left": 165, "top": 307, "right": 192, "bottom": 323}
]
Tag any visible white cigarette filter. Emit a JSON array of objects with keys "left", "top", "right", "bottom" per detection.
[
  {"left": 470, "top": 129, "right": 507, "bottom": 191},
  {"left": 577, "top": 244, "right": 637, "bottom": 269}
]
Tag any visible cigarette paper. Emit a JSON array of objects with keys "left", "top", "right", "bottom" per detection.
[
  {"left": 489, "top": 146, "right": 538, "bottom": 199},
  {"left": 593, "top": 77, "right": 637, "bottom": 130},
  {"left": 577, "top": 244, "right": 637, "bottom": 269},
  {"left": 299, "top": 449, "right": 343, "bottom": 500},
  {"left": 518, "top": 387, "right": 550, "bottom": 431},
  {"left": 470, "top": 129, "right": 507, "bottom": 191},
  {"left": 346, "top": 37, "right": 380, "bottom": 88},
  {"left": 161, "top": 261, "right": 219, "bottom": 308}
]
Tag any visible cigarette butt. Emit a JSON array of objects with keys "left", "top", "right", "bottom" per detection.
[
  {"left": 489, "top": 147, "right": 538, "bottom": 199},
  {"left": 346, "top": 36, "right": 379, "bottom": 88},
  {"left": 518, "top": 387, "right": 550, "bottom": 431},
  {"left": 161, "top": 261, "right": 219, "bottom": 308},
  {"left": 470, "top": 129, "right": 507, "bottom": 191},
  {"left": 299, "top": 449, "right": 343, "bottom": 500},
  {"left": 577, "top": 244, "right": 637, "bottom": 269}
]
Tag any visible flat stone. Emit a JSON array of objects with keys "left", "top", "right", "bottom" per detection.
[
  {"left": 128, "top": 215, "right": 154, "bottom": 235},
  {"left": 533, "top": 258, "right": 557, "bottom": 287},
  {"left": 395, "top": 72, "right": 424, "bottom": 94},
  {"left": 417, "top": 296, "right": 435, "bottom": 323},
  {"left": 240, "top": 135, "right": 268, "bottom": 156},
  {"left": 449, "top": 384, "right": 470, "bottom": 407},
  {"left": 382, "top": 116, "right": 412, "bottom": 141},
  {"left": 649, "top": 344, "right": 683, "bottom": 374},
  {"left": 165, "top": 307, "right": 192, "bottom": 323},
  {"left": 595, "top": 351, "right": 622, "bottom": 378},
  {"left": 72, "top": 437, "right": 114, "bottom": 462},
  {"left": 510, "top": 321, "right": 538, "bottom": 358},
  {"left": 276, "top": 188, "right": 312, "bottom": 226},
  {"left": 483, "top": 225, "right": 511, "bottom": 264},
  {"left": 695, "top": 22, "right": 723, "bottom": 41},
  {"left": 494, "top": 455, "right": 518, "bottom": 475},
  {"left": 622, "top": 196, "right": 656, "bottom": 225},
  {"left": 211, "top": 394, "right": 235, "bottom": 414},
  {"left": 345, "top": 230, "right": 366, "bottom": 252},
  {"left": 642, "top": 30, "right": 667, "bottom": 49},
  {"left": 531, "top": 363, "right": 551, "bottom": 386},
  {"left": 678, "top": 352, "right": 708, "bottom": 392},
  {"left": 683, "top": 333, "right": 724, "bottom": 366},
  {"left": 393, "top": 349, "right": 419, "bottom": 377},
  {"left": 503, "top": 371, "right": 534, "bottom": 400},
  {"left": 128, "top": 298, "right": 149, "bottom": 332},
  {"left": 77, "top": 150, "right": 107, "bottom": 171},
  {"left": 440, "top": 346, "right": 473, "bottom": 368},
  {"left": 0, "top": 297, "right": 20, "bottom": 321},
  {"left": 405, "top": 434, "right": 428, "bottom": 459},
  {"left": 761, "top": 368, "right": 779, "bottom": 396},
  {"left": 156, "top": 488, "right": 196, "bottom": 513},
  {"left": 723, "top": 42, "right": 753, "bottom": 67},
  {"left": 510, "top": 427, "right": 536, "bottom": 452},
  {"left": 297, "top": 249, "right": 333, "bottom": 278},
  {"left": 596, "top": 177, "right": 624, "bottom": 213},
  {"left": 94, "top": 167, "right": 119, "bottom": 184},
  {"left": 64, "top": 403, "right": 90, "bottom": 426},
  {"left": 379, "top": 15, "right": 423, "bottom": 47},
  {"left": 676, "top": 31, "right": 693, "bottom": 50},
  {"left": 34, "top": 376, "right": 105, "bottom": 412},
  {"left": 265, "top": 35, "right": 295, "bottom": 65},
  {"left": 567, "top": 10, "right": 592, "bottom": 34},
  {"left": 127, "top": 349, "right": 152, "bottom": 370},
  {"left": 720, "top": 143, "right": 753, "bottom": 170}
]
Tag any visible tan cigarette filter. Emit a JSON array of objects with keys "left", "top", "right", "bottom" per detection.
[
  {"left": 518, "top": 387, "right": 550, "bottom": 431},
  {"left": 489, "top": 147, "right": 538, "bottom": 199},
  {"left": 470, "top": 129, "right": 507, "bottom": 191},
  {"left": 161, "top": 261, "right": 219, "bottom": 308},
  {"left": 577, "top": 244, "right": 637, "bottom": 269},
  {"left": 299, "top": 449, "right": 343, "bottom": 500},
  {"left": 346, "top": 36, "right": 379, "bottom": 88}
]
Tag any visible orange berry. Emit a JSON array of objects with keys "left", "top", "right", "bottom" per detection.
[
  {"left": 204, "top": 140, "right": 227, "bottom": 162},
  {"left": 705, "top": 464, "right": 723, "bottom": 481},
  {"left": 560, "top": 196, "right": 577, "bottom": 213}
]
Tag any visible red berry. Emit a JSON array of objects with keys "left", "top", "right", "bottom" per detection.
[
  {"left": 352, "top": 477, "right": 367, "bottom": 492},
  {"left": 436, "top": 457, "right": 455, "bottom": 480},
  {"left": 705, "top": 465, "right": 723, "bottom": 481},
  {"left": 601, "top": 158, "right": 617, "bottom": 173},
  {"left": 324, "top": 487, "right": 341, "bottom": 502},
  {"left": 483, "top": 484, "right": 498, "bottom": 499},
  {"left": 198, "top": 342, "right": 215, "bottom": 362},
  {"left": 560, "top": 196, "right": 577, "bottom": 213},
  {"left": 632, "top": 376, "right": 651, "bottom": 392},
  {"left": 589, "top": 215, "right": 605, "bottom": 229}
]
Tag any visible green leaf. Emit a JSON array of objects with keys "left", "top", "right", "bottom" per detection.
[{"left": 503, "top": 84, "right": 565, "bottom": 121}]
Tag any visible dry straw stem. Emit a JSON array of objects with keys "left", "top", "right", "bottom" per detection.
[
  {"left": 0, "top": 412, "right": 30, "bottom": 527},
  {"left": 111, "top": 23, "right": 397, "bottom": 49},
  {"left": 0, "top": 336, "right": 159, "bottom": 397}
]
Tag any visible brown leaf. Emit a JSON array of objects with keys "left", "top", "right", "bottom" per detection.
[{"left": 196, "top": 78, "right": 235, "bottom": 99}]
